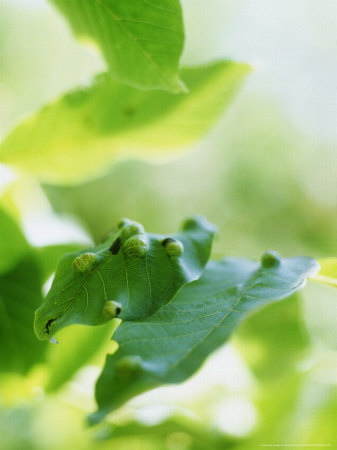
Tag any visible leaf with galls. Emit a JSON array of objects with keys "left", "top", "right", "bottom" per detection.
[
  {"left": 122, "top": 235, "right": 149, "bottom": 258},
  {"left": 162, "top": 237, "right": 184, "bottom": 257},
  {"left": 91, "top": 253, "right": 319, "bottom": 422},
  {"left": 72, "top": 252, "right": 98, "bottom": 274},
  {"left": 34, "top": 216, "right": 216, "bottom": 340}
]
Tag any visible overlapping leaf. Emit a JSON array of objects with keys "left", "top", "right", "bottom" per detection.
[
  {"left": 0, "top": 62, "right": 251, "bottom": 184},
  {"left": 51, "top": 0, "right": 185, "bottom": 92},
  {"left": 91, "top": 252, "right": 319, "bottom": 422},
  {"left": 34, "top": 216, "right": 216, "bottom": 340}
]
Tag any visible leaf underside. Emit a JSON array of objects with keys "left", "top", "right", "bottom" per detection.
[
  {"left": 91, "top": 254, "right": 318, "bottom": 423},
  {"left": 51, "top": 0, "right": 185, "bottom": 92},
  {"left": 0, "top": 62, "right": 251, "bottom": 184}
]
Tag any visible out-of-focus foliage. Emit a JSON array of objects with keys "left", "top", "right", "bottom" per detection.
[
  {"left": 0, "top": 208, "right": 29, "bottom": 274},
  {"left": 45, "top": 321, "right": 117, "bottom": 393},
  {"left": 51, "top": 0, "right": 185, "bottom": 92},
  {"left": 0, "top": 255, "right": 47, "bottom": 373},
  {"left": 312, "top": 258, "right": 337, "bottom": 288},
  {"left": 235, "top": 294, "right": 310, "bottom": 380},
  {"left": 0, "top": 62, "right": 250, "bottom": 184}
]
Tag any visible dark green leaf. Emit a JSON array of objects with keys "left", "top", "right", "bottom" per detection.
[
  {"left": 0, "top": 257, "right": 47, "bottom": 374},
  {"left": 0, "top": 208, "right": 29, "bottom": 276},
  {"left": 34, "top": 216, "right": 216, "bottom": 340},
  {"left": 91, "top": 253, "right": 319, "bottom": 422},
  {"left": 51, "top": 0, "right": 185, "bottom": 92},
  {"left": 0, "top": 62, "right": 251, "bottom": 184}
]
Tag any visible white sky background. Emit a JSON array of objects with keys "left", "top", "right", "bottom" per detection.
[{"left": 181, "top": 0, "right": 337, "bottom": 142}]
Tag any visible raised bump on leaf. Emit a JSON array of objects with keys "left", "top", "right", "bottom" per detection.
[
  {"left": 261, "top": 250, "right": 281, "bottom": 268},
  {"left": 120, "top": 222, "right": 145, "bottom": 242},
  {"left": 122, "top": 235, "right": 149, "bottom": 258},
  {"left": 162, "top": 237, "right": 184, "bottom": 257},
  {"left": 115, "top": 355, "right": 143, "bottom": 377},
  {"left": 72, "top": 252, "right": 98, "bottom": 274},
  {"left": 103, "top": 301, "right": 122, "bottom": 319}
]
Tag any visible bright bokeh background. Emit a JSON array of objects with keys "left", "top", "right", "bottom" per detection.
[{"left": 0, "top": 0, "right": 336, "bottom": 448}]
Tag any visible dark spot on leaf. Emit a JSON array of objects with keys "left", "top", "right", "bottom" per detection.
[
  {"left": 45, "top": 318, "right": 55, "bottom": 335},
  {"left": 83, "top": 115, "right": 94, "bottom": 128},
  {"left": 161, "top": 237, "right": 176, "bottom": 247},
  {"left": 123, "top": 106, "right": 136, "bottom": 117},
  {"left": 109, "top": 237, "right": 121, "bottom": 255}
]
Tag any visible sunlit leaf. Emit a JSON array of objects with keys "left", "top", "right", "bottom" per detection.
[
  {"left": 0, "top": 62, "right": 251, "bottom": 184},
  {"left": 34, "top": 216, "right": 216, "bottom": 339},
  {"left": 311, "top": 258, "right": 337, "bottom": 288},
  {"left": 91, "top": 252, "right": 318, "bottom": 422},
  {"left": 51, "top": 0, "right": 185, "bottom": 92},
  {"left": 0, "top": 257, "right": 47, "bottom": 374}
]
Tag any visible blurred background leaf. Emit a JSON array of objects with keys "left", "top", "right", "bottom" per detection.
[
  {"left": 0, "top": 256, "right": 47, "bottom": 374},
  {"left": 0, "top": 62, "right": 250, "bottom": 184},
  {"left": 0, "top": 208, "right": 30, "bottom": 275},
  {"left": 312, "top": 258, "right": 337, "bottom": 288}
]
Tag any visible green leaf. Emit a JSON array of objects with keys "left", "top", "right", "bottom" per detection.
[
  {"left": 0, "top": 208, "right": 29, "bottom": 276},
  {"left": 0, "top": 257, "right": 47, "bottom": 374},
  {"left": 311, "top": 258, "right": 337, "bottom": 288},
  {"left": 90, "top": 252, "right": 319, "bottom": 422},
  {"left": 0, "top": 62, "right": 251, "bottom": 184},
  {"left": 51, "top": 0, "right": 185, "bottom": 92},
  {"left": 34, "top": 216, "right": 216, "bottom": 340}
]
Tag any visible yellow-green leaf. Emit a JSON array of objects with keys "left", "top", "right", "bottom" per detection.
[
  {"left": 311, "top": 258, "right": 337, "bottom": 288},
  {"left": 0, "top": 62, "right": 251, "bottom": 184}
]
